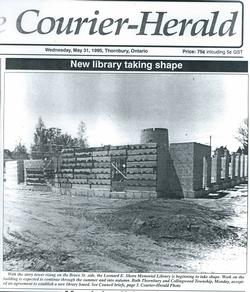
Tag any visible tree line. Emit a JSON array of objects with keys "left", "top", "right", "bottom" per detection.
[
  {"left": 9, "top": 117, "right": 248, "bottom": 158},
  {"left": 9, "top": 117, "right": 88, "bottom": 158},
  {"left": 32, "top": 117, "right": 88, "bottom": 151}
]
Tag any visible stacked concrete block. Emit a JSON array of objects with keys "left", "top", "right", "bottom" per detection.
[
  {"left": 229, "top": 152, "right": 237, "bottom": 186},
  {"left": 140, "top": 128, "right": 183, "bottom": 198},
  {"left": 221, "top": 149, "right": 230, "bottom": 180},
  {"left": 169, "top": 143, "right": 211, "bottom": 198},
  {"left": 229, "top": 152, "right": 236, "bottom": 179},
  {"left": 226, "top": 153, "right": 248, "bottom": 184},
  {"left": 240, "top": 154, "right": 245, "bottom": 179},
  {"left": 211, "top": 149, "right": 221, "bottom": 184},
  {"left": 90, "top": 148, "right": 111, "bottom": 188},
  {"left": 156, "top": 144, "right": 182, "bottom": 198},
  {"left": 56, "top": 146, "right": 111, "bottom": 190},
  {"left": 210, "top": 150, "right": 247, "bottom": 187},
  {"left": 126, "top": 143, "right": 157, "bottom": 192},
  {"left": 57, "top": 144, "right": 159, "bottom": 191},
  {"left": 219, "top": 149, "right": 231, "bottom": 188},
  {"left": 55, "top": 143, "right": 160, "bottom": 196},
  {"left": 50, "top": 127, "right": 249, "bottom": 199},
  {"left": 24, "top": 159, "right": 46, "bottom": 186},
  {"left": 169, "top": 143, "right": 193, "bottom": 197},
  {"left": 4, "top": 160, "right": 24, "bottom": 187},
  {"left": 235, "top": 153, "right": 241, "bottom": 181},
  {"left": 24, "top": 159, "right": 44, "bottom": 169},
  {"left": 141, "top": 128, "right": 169, "bottom": 146}
]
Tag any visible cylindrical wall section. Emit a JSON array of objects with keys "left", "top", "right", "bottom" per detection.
[{"left": 141, "top": 128, "right": 169, "bottom": 148}]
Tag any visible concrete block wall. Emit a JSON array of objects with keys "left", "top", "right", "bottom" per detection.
[
  {"left": 156, "top": 144, "right": 183, "bottom": 198},
  {"left": 211, "top": 149, "right": 248, "bottom": 188},
  {"left": 140, "top": 128, "right": 183, "bottom": 198},
  {"left": 141, "top": 128, "right": 169, "bottom": 147},
  {"left": 4, "top": 160, "right": 24, "bottom": 187},
  {"left": 211, "top": 150, "right": 221, "bottom": 184},
  {"left": 221, "top": 150, "right": 230, "bottom": 180},
  {"left": 55, "top": 143, "right": 158, "bottom": 194},
  {"left": 126, "top": 143, "right": 158, "bottom": 192},
  {"left": 235, "top": 153, "right": 241, "bottom": 178},
  {"left": 55, "top": 140, "right": 189, "bottom": 198},
  {"left": 17, "top": 127, "right": 248, "bottom": 198},
  {"left": 229, "top": 152, "right": 236, "bottom": 179},
  {"left": 169, "top": 143, "right": 194, "bottom": 198},
  {"left": 56, "top": 146, "right": 111, "bottom": 189},
  {"left": 169, "top": 143, "right": 211, "bottom": 198},
  {"left": 240, "top": 154, "right": 245, "bottom": 178},
  {"left": 24, "top": 159, "right": 47, "bottom": 186}
]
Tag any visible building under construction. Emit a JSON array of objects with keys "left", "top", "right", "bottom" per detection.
[{"left": 4, "top": 128, "right": 248, "bottom": 199}]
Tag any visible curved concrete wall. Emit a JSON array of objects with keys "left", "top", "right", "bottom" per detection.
[{"left": 141, "top": 128, "right": 169, "bottom": 148}]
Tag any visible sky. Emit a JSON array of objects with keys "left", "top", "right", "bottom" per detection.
[{"left": 4, "top": 72, "right": 248, "bottom": 152}]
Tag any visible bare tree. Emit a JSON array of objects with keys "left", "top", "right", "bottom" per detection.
[{"left": 236, "top": 118, "right": 248, "bottom": 154}]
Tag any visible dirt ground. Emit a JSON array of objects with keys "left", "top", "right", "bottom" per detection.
[{"left": 3, "top": 184, "right": 248, "bottom": 273}]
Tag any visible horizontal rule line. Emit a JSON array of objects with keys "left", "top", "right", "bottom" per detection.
[
  {"left": 1, "top": 53, "right": 245, "bottom": 59},
  {"left": 0, "top": 43, "right": 244, "bottom": 49},
  {"left": 5, "top": 58, "right": 248, "bottom": 73}
]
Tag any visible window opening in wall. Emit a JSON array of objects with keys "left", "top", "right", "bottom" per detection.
[
  {"left": 111, "top": 157, "right": 127, "bottom": 182},
  {"left": 111, "top": 156, "right": 127, "bottom": 192}
]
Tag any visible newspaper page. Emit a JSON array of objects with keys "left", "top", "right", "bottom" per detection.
[{"left": 0, "top": 0, "right": 249, "bottom": 292}]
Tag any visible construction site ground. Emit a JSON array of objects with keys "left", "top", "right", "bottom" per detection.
[{"left": 3, "top": 184, "right": 248, "bottom": 273}]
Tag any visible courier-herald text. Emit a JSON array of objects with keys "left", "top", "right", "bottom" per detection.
[{"left": 16, "top": 10, "right": 238, "bottom": 37}]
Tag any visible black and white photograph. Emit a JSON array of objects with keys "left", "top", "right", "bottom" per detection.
[{"left": 3, "top": 71, "right": 248, "bottom": 273}]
